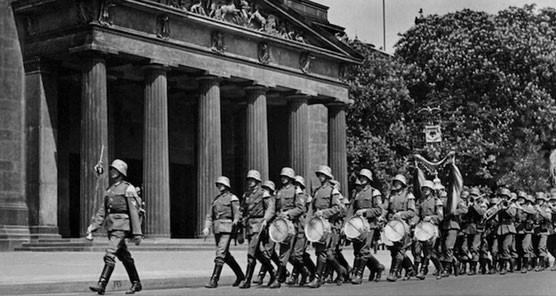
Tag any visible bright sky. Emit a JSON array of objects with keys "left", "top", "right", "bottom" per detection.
[{"left": 316, "top": 0, "right": 556, "bottom": 54}]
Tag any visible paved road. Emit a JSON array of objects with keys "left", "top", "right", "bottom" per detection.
[{"left": 26, "top": 270, "right": 556, "bottom": 296}]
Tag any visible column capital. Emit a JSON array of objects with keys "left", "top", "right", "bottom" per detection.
[
  {"left": 287, "top": 94, "right": 311, "bottom": 102},
  {"left": 244, "top": 84, "right": 269, "bottom": 93},
  {"left": 142, "top": 63, "right": 170, "bottom": 73},
  {"left": 197, "top": 75, "right": 224, "bottom": 83},
  {"left": 326, "top": 100, "right": 348, "bottom": 110}
]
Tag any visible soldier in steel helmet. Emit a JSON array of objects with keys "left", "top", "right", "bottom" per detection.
[
  {"left": 306, "top": 165, "right": 348, "bottom": 288},
  {"left": 495, "top": 187, "right": 517, "bottom": 275},
  {"left": 203, "top": 176, "right": 245, "bottom": 288},
  {"left": 344, "top": 169, "right": 384, "bottom": 285},
  {"left": 238, "top": 170, "right": 276, "bottom": 288},
  {"left": 284, "top": 175, "right": 316, "bottom": 286},
  {"left": 87, "top": 159, "right": 143, "bottom": 295},
  {"left": 547, "top": 190, "right": 556, "bottom": 271},
  {"left": 516, "top": 191, "right": 536, "bottom": 273},
  {"left": 414, "top": 180, "right": 444, "bottom": 280},
  {"left": 439, "top": 183, "right": 468, "bottom": 278},
  {"left": 269, "top": 167, "right": 307, "bottom": 289},
  {"left": 460, "top": 187, "right": 488, "bottom": 275},
  {"left": 383, "top": 174, "right": 417, "bottom": 282},
  {"left": 252, "top": 180, "right": 279, "bottom": 285},
  {"left": 532, "top": 192, "right": 552, "bottom": 272}
]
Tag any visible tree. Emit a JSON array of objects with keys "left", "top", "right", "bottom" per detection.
[
  {"left": 395, "top": 5, "right": 556, "bottom": 191},
  {"left": 344, "top": 40, "right": 414, "bottom": 192}
]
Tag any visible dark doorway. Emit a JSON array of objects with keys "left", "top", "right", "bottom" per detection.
[
  {"left": 68, "top": 153, "right": 81, "bottom": 238},
  {"left": 170, "top": 163, "right": 197, "bottom": 238}
]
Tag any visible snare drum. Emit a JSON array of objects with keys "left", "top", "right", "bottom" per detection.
[
  {"left": 343, "top": 216, "right": 370, "bottom": 241},
  {"left": 269, "top": 217, "right": 295, "bottom": 243},
  {"left": 380, "top": 229, "right": 394, "bottom": 246},
  {"left": 384, "top": 219, "right": 409, "bottom": 243},
  {"left": 305, "top": 217, "right": 331, "bottom": 243},
  {"left": 414, "top": 221, "right": 438, "bottom": 242}
]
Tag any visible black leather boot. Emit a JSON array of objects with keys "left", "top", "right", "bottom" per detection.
[
  {"left": 441, "top": 261, "right": 450, "bottom": 278},
  {"left": 521, "top": 257, "right": 529, "bottom": 273},
  {"left": 387, "top": 258, "right": 401, "bottom": 282},
  {"left": 269, "top": 265, "right": 285, "bottom": 289},
  {"left": 225, "top": 255, "right": 245, "bottom": 286},
  {"left": 467, "top": 261, "right": 476, "bottom": 276},
  {"left": 452, "top": 258, "right": 460, "bottom": 277},
  {"left": 89, "top": 264, "right": 115, "bottom": 295},
  {"left": 252, "top": 265, "right": 266, "bottom": 285},
  {"left": 329, "top": 257, "right": 347, "bottom": 285},
  {"left": 239, "top": 259, "right": 256, "bottom": 289},
  {"left": 402, "top": 256, "right": 416, "bottom": 281},
  {"left": 285, "top": 266, "right": 299, "bottom": 286},
  {"left": 122, "top": 259, "right": 142, "bottom": 294},
  {"left": 298, "top": 265, "right": 311, "bottom": 286},
  {"left": 367, "top": 255, "right": 383, "bottom": 282},
  {"left": 500, "top": 259, "right": 507, "bottom": 275},
  {"left": 307, "top": 260, "right": 325, "bottom": 288},
  {"left": 350, "top": 258, "right": 364, "bottom": 284},
  {"left": 206, "top": 262, "right": 224, "bottom": 288}
]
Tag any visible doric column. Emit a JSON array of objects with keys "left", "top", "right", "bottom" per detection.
[
  {"left": 24, "top": 58, "right": 60, "bottom": 239},
  {"left": 143, "top": 65, "right": 170, "bottom": 237},
  {"left": 80, "top": 55, "right": 109, "bottom": 237},
  {"left": 288, "top": 95, "right": 310, "bottom": 182},
  {"left": 245, "top": 86, "right": 269, "bottom": 180},
  {"left": 327, "top": 102, "right": 348, "bottom": 194},
  {"left": 197, "top": 77, "right": 222, "bottom": 236}
]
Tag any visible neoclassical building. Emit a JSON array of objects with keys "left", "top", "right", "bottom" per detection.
[{"left": 0, "top": 0, "right": 361, "bottom": 249}]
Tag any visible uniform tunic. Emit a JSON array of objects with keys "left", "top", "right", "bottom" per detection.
[
  {"left": 348, "top": 185, "right": 383, "bottom": 261},
  {"left": 310, "top": 182, "right": 344, "bottom": 262},
  {"left": 241, "top": 186, "right": 274, "bottom": 259},
  {"left": 205, "top": 191, "right": 241, "bottom": 263},
  {"left": 461, "top": 201, "right": 488, "bottom": 262},
  {"left": 274, "top": 183, "right": 306, "bottom": 266}
]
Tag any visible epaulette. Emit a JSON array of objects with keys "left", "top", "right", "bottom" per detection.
[
  {"left": 406, "top": 193, "right": 415, "bottom": 200},
  {"left": 230, "top": 194, "right": 239, "bottom": 202}
]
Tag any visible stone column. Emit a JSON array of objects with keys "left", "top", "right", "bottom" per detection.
[
  {"left": 288, "top": 95, "right": 310, "bottom": 182},
  {"left": 143, "top": 65, "right": 170, "bottom": 237},
  {"left": 80, "top": 55, "right": 109, "bottom": 237},
  {"left": 24, "top": 59, "right": 61, "bottom": 239},
  {"left": 0, "top": 2, "right": 30, "bottom": 250},
  {"left": 197, "top": 77, "right": 222, "bottom": 236},
  {"left": 245, "top": 86, "right": 269, "bottom": 180},
  {"left": 327, "top": 102, "right": 348, "bottom": 194}
]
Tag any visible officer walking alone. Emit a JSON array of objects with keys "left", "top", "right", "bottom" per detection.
[{"left": 87, "top": 159, "right": 143, "bottom": 295}]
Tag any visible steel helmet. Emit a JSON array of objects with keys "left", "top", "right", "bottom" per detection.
[
  {"left": 535, "top": 192, "right": 548, "bottom": 201},
  {"left": 294, "top": 175, "right": 306, "bottom": 189},
  {"left": 490, "top": 197, "right": 500, "bottom": 205},
  {"left": 316, "top": 165, "right": 333, "bottom": 179},
  {"left": 262, "top": 180, "right": 276, "bottom": 193},
  {"left": 215, "top": 176, "right": 231, "bottom": 188},
  {"left": 460, "top": 191, "right": 470, "bottom": 199},
  {"left": 280, "top": 167, "right": 295, "bottom": 179},
  {"left": 246, "top": 170, "right": 262, "bottom": 182},
  {"left": 550, "top": 192, "right": 556, "bottom": 201},
  {"left": 517, "top": 191, "right": 528, "bottom": 200},
  {"left": 526, "top": 194, "right": 535, "bottom": 203},
  {"left": 392, "top": 174, "right": 407, "bottom": 187},
  {"left": 110, "top": 159, "right": 128, "bottom": 177},
  {"left": 499, "top": 188, "right": 511, "bottom": 198},
  {"left": 358, "top": 169, "right": 373, "bottom": 182},
  {"left": 469, "top": 187, "right": 481, "bottom": 196},
  {"left": 421, "top": 180, "right": 434, "bottom": 191}
]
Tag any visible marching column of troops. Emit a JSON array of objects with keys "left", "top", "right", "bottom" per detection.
[{"left": 204, "top": 165, "right": 556, "bottom": 290}]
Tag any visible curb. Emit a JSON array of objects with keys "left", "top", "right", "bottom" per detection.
[{"left": 0, "top": 275, "right": 236, "bottom": 295}]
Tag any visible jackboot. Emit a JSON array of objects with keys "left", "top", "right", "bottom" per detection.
[
  {"left": 89, "top": 264, "right": 115, "bottom": 295},
  {"left": 441, "top": 261, "right": 450, "bottom": 278},
  {"left": 387, "top": 257, "right": 402, "bottom": 282},
  {"left": 258, "top": 255, "right": 276, "bottom": 287},
  {"left": 252, "top": 266, "right": 266, "bottom": 285},
  {"left": 459, "top": 260, "right": 467, "bottom": 275},
  {"left": 298, "top": 265, "right": 311, "bottom": 287},
  {"left": 402, "top": 256, "right": 416, "bottom": 281},
  {"left": 269, "top": 265, "right": 285, "bottom": 289},
  {"left": 368, "top": 255, "right": 384, "bottom": 282},
  {"left": 205, "top": 262, "right": 224, "bottom": 288},
  {"left": 499, "top": 259, "right": 507, "bottom": 275},
  {"left": 329, "top": 257, "right": 348, "bottom": 286},
  {"left": 468, "top": 261, "right": 476, "bottom": 276},
  {"left": 521, "top": 257, "right": 529, "bottom": 274},
  {"left": 350, "top": 258, "right": 365, "bottom": 285},
  {"left": 416, "top": 265, "right": 427, "bottom": 280},
  {"left": 122, "top": 259, "right": 142, "bottom": 294},
  {"left": 452, "top": 258, "right": 460, "bottom": 277},
  {"left": 489, "top": 258, "right": 497, "bottom": 274},
  {"left": 239, "top": 259, "right": 256, "bottom": 289},
  {"left": 225, "top": 255, "right": 245, "bottom": 287},
  {"left": 431, "top": 257, "right": 443, "bottom": 280},
  {"left": 508, "top": 258, "right": 515, "bottom": 273},
  {"left": 307, "top": 260, "right": 325, "bottom": 288},
  {"left": 551, "top": 260, "right": 556, "bottom": 271},
  {"left": 535, "top": 257, "right": 545, "bottom": 272},
  {"left": 285, "top": 266, "right": 299, "bottom": 286}
]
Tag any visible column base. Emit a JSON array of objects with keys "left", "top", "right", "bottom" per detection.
[
  {"left": 28, "top": 225, "right": 62, "bottom": 241},
  {"left": 0, "top": 225, "right": 30, "bottom": 251}
]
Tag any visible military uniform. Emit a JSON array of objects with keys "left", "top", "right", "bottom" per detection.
[
  {"left": 516, "top": 196, "right": 536, "bottom": 272},
  {"left": 414, "top": 182, "right": 444, "bottom": 280},
  {"left": 440, "top": 198, "right": 467, "bottom": 277},
  {"left": 204, "top": 178, "right": 245, "bottom": 288},
  {"left": 461, "top": 197, "right": 488, "bottom": 275},
  {"left": 238, "top": 181, "right": 276, "bottom": 288},
  {"left": 347, "top": 183, "right": 383, "bottom": 284},
  {"left": 495, "top": 191, "right": 517, "bottom": 275},
  {"left": 532, "top": 195, "right": 552, "bottom": 271},
  {"left": 88, "top": 159, "right": 143, "bottom": 295},
  {"left": 384, "top": 185, "right": 416, "bottom": 281},
  {"left": 269, "top": 172, "right": 306, "bottom": 288}
]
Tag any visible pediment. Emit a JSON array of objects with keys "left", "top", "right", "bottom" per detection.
[{"left": 156, "top": 0, "right": 360, "bottom": 61}]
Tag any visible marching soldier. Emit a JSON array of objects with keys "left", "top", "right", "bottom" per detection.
[
  {"left": 203, "top": 176, "right": 245, "bottom": 288},
  {"left": 344, "top": 169, "right": 384, "bottom": 284},
  {"left": 383, "top": 174, "right": 416, "bottom": 282},
  {"left": 484, "top": 196, "right": 500, "bottom": 274},
  {"left": 285, "top": 175, "right": 315, "bottom": 286},
  {"left": 516, "top": 191, "right": 536, "bottom": 273},
  {"left": 269, "top": 167, "right": 307, "bottom": 289},
  {"left": 238, "top": 170, "right": 276, "bottom": 288},
  {"left": 252, "top": 180, "right": 278, "bottom": 285},
  {"left": 414, "top": 180, "right": 444, "bottom": 280},
  {"left": 547, "top": 191, "right": 556, "bottom": 271},
  {"left": 87, "top": 159, "right": 143, "bottom": 295},
  {"left": 307, "top": 165, "right": 347, "bottom": 288},
  {"left": 440, "top": 187, "right": 468, "bottom": 277},
  {"left": 460, "top": 187, "right": 487, "bottom": 275},
  {"left": 495, "top": 188, "right": 517, "bottom": 275},
  {"left": 533, "top": 192, "right": 552, "bottom": 272}
]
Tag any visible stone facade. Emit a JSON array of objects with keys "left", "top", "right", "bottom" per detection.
[{"left": 0, "top": 0, "right": 360, "bottom": 248}]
